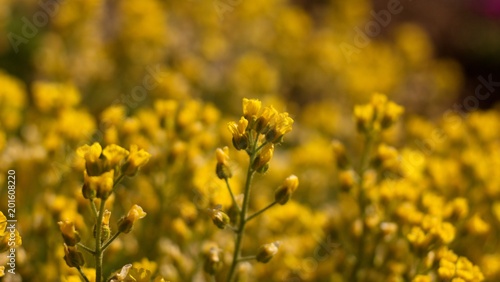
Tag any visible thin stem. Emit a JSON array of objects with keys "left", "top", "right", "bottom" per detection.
[
  {"left": 90, "top": 200, "right": 98, "bottom": 218},
  {"left": 77, "top": 243, "right": 95, "bottom": 255},
  {"left": 351, "top": 133, "right": 375, "bottom": 281},
  {"left": 225, "top": 178, "right": 241, "bottom": 213},
  {"left": 77, "top": 266, "right": 90, "bottom": 282},
  {"left": 237, "top": 255, "right": 256, "bottom": 262},
  {"left": 101, "top": 232, "right": 121, "bottom": 252},
  {"left": 226, "top": 145, "right": 257, "bottom": 282},
  {"left": 246, "top": 201, "right": 277, "bottom": 223},
  {"left": 95, "top": 199, "right": 106, "bottom": 282},
  {"left": 112, "top": 173, "right": 126, "bottom": 191}
]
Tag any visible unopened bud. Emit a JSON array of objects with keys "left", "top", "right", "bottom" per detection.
[
  {"left": 204, "top": 247, "right": 222, "bottom": 275},
  {"left": 274, "top": 175, "right": 299, "bottom": 205},
  {"left": 256, "top": 241, "right": 280, "bottom": 263}
]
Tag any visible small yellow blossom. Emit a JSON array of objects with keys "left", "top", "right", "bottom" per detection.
[
  {"left": 103, "top": 144, "right": 130, "bottom": 169},
  {"left": 77, "top": 142, "right": 103, "bottom": 176},
  {"left": 252, "top": 143, "right": 274, "bottom": 172},
  {"left": 83, "top": 170, "right": 114, "bottom": 199},
  {"left": 122, "top": 145, "right": 152, "bottom": 176},
  {"left": 215, "top": 147, "right": 232, "bottom": 179},
  {"left": 227, "top": 117, "right": 249, "bottom": 150},
  {"left": 118, "top": 205, "right": 147, "bottom": 233},
  {"left": 255, "top": 105, "right": 278, "bottom": 133},
  {"left": 242, "top": 98, "right": 262, "bottom": 120},
  {"left": 274, "top": 174, "right": 299, "bottom": 205},
  {"left": 266, "top": 112, "right": 294, "bottom": 143},
  {"left": 466, "top": 214, "right": 490, "bottom": 235},
  {"left": 58, "top": 220, "right": 81, "bottom": 246}
]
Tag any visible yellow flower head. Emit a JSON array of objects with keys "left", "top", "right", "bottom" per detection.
[
  {"left": 103, "top": 144, "right": 130, "bottom": 169},
  {"left": 122, "top": 145, "right": 152, "bottom": 176},
  {"left": 252, "top": 143, "right": 274, "bottom": 173},
  {"left": 215, "top": 147, "right": 232, "bottom": 179},
  {"left": 77, "top": 142, "right": 103, "bottom": 176},
  {"left": 243, "top": 98, "right": 262, "bottom": 120},
  {"left": 275, "top": 174, "right": 299, "bottom": 205},
  {"left": 255, "top": 105, "right": 278, "bottom": 133},
  {"left": 83, "top": 170, "right": 115, "bottom": 199},
  {"left": 58, "top": 220, "right": 81, "bottom": 246},
  {"left": 118, "top": 205, "right": 147, "bottom": 233},
  {"left": 227, "top": 117, "right": 249, "bottom": 150},
  {"left": 266, "top": 112, "right": 294, "bottom": 143}
]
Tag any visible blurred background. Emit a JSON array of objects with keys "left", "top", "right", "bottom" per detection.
[{"left": 1, "top": 0, "right": 499, "bottom": 116}]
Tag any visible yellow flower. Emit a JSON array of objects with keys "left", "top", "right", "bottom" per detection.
[
  {"left": 252, "top": 143, "right": 274, "bottom": 172},
  {"left": 227, "top": 117, "right": 249, "bottom": 150},
  {"left": 381, "top": 100, "right": 404, "bottom": 129},
  {"left": 215, "top": 147, "right": 232, "bottom": 179},
  {"left": 83, "top": 170, "right": 114, "bottom": 199},
  {"left": 266, "top": 112, "right": 294, "bottom": 143},
  {"left": 122, "top": 145, "right": 152, "bottom": 176},
  {"left": 354, "top": 104, "right": 375, "bottom": 133},
  {"left": 77, "top": 142, "right": 103, "bottom": 176},
  {"left": 274, "top": 174, "right": 299, "bottom": 205},
  {"left": 118, "top": 205, "right": 147, "bottom": 233},
  {"left": 58, "top": 220, "right": 81, "bottom": 246},
  {"left": 103, "top": 144, "right": 130, "bottom": 169},
  {"left": 466, "top": 214, "right": 490, "bottom": 235},
  {"left": 242, "top": 98, "right": 262, "bottom": 120},
  {"left": 255, "top": 105, "right": 278, "bottom": 133}
]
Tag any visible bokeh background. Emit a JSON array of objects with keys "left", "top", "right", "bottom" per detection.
[{"left": 0, "top": 0, "right": 500, "bottom": 281}]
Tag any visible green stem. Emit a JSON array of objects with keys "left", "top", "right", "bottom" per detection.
[
  {"left": 77, "top": 266, "right": 90, "bottom": 282},
  {"left": 90, "top": 200, "right": 98, "bottom": 218},
  {"left": 246, "top": 201, "right": 277, "bottom": 223},
  {"left": 95, "top": 199, "right": 106, "bottom": 282},
  {"left": 351, "top": 133, "right": 374, "bottom": 281},
  {"left": 226, "top": 155, "right": 256, "bottom": 282},
  {"left": 101, "top": 231, "right": 121, "bottom": 252},
  {"left": 225, "top": 178, "right": 241, "bottom": 213},
  {"left": 77, "top": 243, "right": 95, "bottom": 255}
]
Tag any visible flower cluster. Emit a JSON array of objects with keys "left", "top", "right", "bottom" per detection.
[{"left": 57, "top": 142, "right": 154, "bottom": 282}]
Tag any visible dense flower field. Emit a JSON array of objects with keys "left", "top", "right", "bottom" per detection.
[{"left": 1, "top": 0, "right": 499, "bottom": 281}]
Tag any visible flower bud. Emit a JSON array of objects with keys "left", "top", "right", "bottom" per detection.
[
  {"left": 274, "top": 175, "right": 299, "bottom": 205},
  {"left": 103, "top": 144, "right": 129, "bottom": 170},
  {"left": 242, "top": 98, "right": 261, "bottom": 121},
  {"left": 58, "top": 221, "right": 81, "bottom": 246},
  {"left": 76, "top": 142, "right": 103, "bottom": 176},
  {"left": 83, "top": 170, "right": 114, "bottom": 200},
  {"left": 204, "top": 247, "right": 222, "bottom": 275},
  {"left": 215, "top": 147, "right": 232, "bottom": 179},
  {"left": 228, "top": 118, "right": 249, "bottom": 150},
  {"left": 256, "top": 241, "right": 280, "bottom": 263},
  {"left": 381, "top": 101, "right": 404, "bottom": 129},
  {"left": 94, "top": 210, "right": 112, "bottom": 243},
  {"left": 252, "top": 144, "right": 274, "bottom": 172},
  {"left": 118, "top": 205, "right": 147, "bottom": 233},
  {"left": 210, "top": 206, "right": 230, "bottom": 229},
  {"left": 121, "top": 145, "right": 151, "bottom": 177},
  {"left": 63, "top": 244, "right": 85, "bottom": 268}
]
